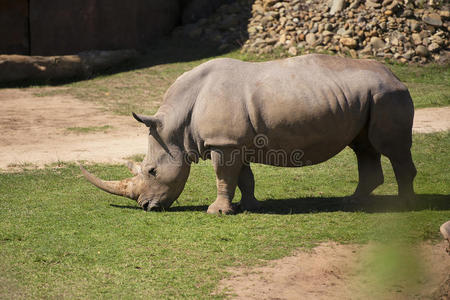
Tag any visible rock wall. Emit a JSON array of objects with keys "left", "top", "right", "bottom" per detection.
[
  {"left": 172, "top": 0, "right": 253, "bottom": 52},
  {"left": 242, "top": 0, "right": 449, "bottom": 63},
  {"left": 176, "top": 0, "right": 449, "bottom": 63}
]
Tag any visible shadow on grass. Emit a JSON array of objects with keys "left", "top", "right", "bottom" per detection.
[
  {"left": 110, "top": 194, "right": 450, "bottom": 214},
  {"left": 256, "top": 194, "right": 450, "bottom": 214}
]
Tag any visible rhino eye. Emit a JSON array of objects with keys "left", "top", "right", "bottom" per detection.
[{"left": 148, "top": 168, "right": 156, "bottom": 176}]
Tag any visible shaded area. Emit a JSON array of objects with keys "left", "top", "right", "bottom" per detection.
[
  {"left": 111, "top": 194, "right": 450, "bottom": 214},
  {"left": 0, "top": 38, "right": 226, "bottom": 87},
  {"left": 1, "top": 0, "right": 254, "bottom": 87},
  {"left": 0, "top": 0, "right": 29, "bottom": 55},
  {"left": 257, "top": 194, "right": 450, "bottom": 214},
  {"left": 0, "top": 0, "right": 180, "bottom": 56}
]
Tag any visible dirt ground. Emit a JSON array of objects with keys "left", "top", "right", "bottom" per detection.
[
  {"left": 0, "top": 89, "right": 147, "bottom": 169},
  {"left": 0, "top": 88, "right": 449, "bottom": 169},
  {"left": 218, "top": 241, "right": 450, "bottom": 300}
]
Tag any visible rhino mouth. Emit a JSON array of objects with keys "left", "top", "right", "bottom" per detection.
[
  {"left": 138, "top": 194, "right": 169, "bottom": 211},
  {"left": 141, "top": 200, "right": 162, "bottom": 211}
]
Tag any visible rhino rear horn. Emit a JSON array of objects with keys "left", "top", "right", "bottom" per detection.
[
  {"left": 132, "top": 112, "right": 162, "bottom": 130},
  {"left": 79, "top": 164, "right": 140, "bottom": 200}
]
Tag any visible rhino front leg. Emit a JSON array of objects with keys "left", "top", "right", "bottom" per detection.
[
  {"left": 349, "top": 132, "right": 384, "bottom": 199},
  {"left": 237, "top": 164, "right": 261, "bottom": 211},
  {"left": 207, "top": 149, "right": 242, "bottom": 215}
]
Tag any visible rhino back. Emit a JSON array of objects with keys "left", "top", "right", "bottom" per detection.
[{"left": 187, "top": 55, "right": 407, "bottom": 164}]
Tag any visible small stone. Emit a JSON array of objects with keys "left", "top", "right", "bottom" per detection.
[
  {"left": 415, "top": 45, "right": 429, "bottom": 57},
  {"left": 248, "top": 26, "right": 257, "bottom": 35},
  {"left": 349, "top": 0, "right": 360, "bottom": 9},
  {"left": 266, "top": 38, "right": 278, "bottom": 45},
  {"left": 431, "top": 34, "right": 444, "bottom": 46},
  {"left": 403, "top": 50, "right": 415, "bottom": 59},
  {"left": 439, "top": 10, "right": 450, "bottom": 19},
  {"left": 365, "top": 0, "right": 381, "bottom": 8},
  {"left": 306, "top": 33, "right": 317, "bottom": 45},
  {"left": 422, "top": 14, "right": 443, "bottom": 27},
  {"left": 370, "top": 37, "right": 386, "bottom": 49},
  {"left": 386, "top": 0, "right": 399, "bottom": 11},
  {"left": 340, "top": 37, "right": 357, "bottom": 48},
  {"left": 408, "top": 19, "right": 420, "bottom": 32},
  {"left": 252, "top": 3, "right": 264, "bottom": 14},
  {"left": 288, "top": 46, "right": 298, "bottom": 56},
  {"left": 384, "top": 10, "right": 393, "bottom": 16},
  {"left": 412, "top": 33, "right": 422, "bottom": 45},
  {"left": 428, "top": 42, "right": 440, "bottom": 52},
  {"left": 330, "top": 0, "right": 345, "bottom": 15}
]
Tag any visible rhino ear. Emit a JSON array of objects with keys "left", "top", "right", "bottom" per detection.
[{"left": 132, "top": 112, "right": 162, "bottom": 130}]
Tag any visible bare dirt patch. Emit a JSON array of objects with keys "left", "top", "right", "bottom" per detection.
[
  {"left": 0, "top": 88, "right": 448, "bottom": 170},
  {"left": 413, "top": 106, "right": 450, "bottom": 134},
  {"left": 218, "top": 241, "right": 450, "bottom": 300},
  {"left": 0, "top": 89, "right": 147, "bottom": 169}
]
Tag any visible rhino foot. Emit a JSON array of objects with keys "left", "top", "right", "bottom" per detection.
[{"left": 207, "top": 198, "right": 235, "bottom": 215}]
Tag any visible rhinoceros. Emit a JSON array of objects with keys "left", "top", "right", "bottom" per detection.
[{"left": 80, "top": 54, "right": 416, "bottom": 214}]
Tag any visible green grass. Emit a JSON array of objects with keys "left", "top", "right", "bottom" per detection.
[
  {"left": 30, "top": 40, "right": 449, "bottom": 116},
  {"left": 1, "top": 132, "right": 449, "bottom": 299},
  {"left": 65, "top": 125, "right": 113, "bottom": 134}
]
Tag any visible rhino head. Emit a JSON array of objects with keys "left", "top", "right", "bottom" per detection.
[{"left": 80, "top": 112, "right": 191, "bottom": 211}]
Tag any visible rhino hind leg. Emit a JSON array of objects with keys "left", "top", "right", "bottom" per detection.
[
  {"left": 349, "top": 130, "right": 384, "bottom": 198},
  {"left": 368, "top": 90, "right": 417, "bottom": 204},
  {"left": 237, "top": 164, "right": 262, "bottom": 212},
  {"left": 207, "top": 149, "right": 242, "bottom": 214},
  {"left": 388, "top": 152, "right": 416, "bottom": 200}
]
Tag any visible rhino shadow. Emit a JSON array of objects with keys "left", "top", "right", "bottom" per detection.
[
  {"left": 110, "top": 194, "right": 450, "bottom": 214},
  {"left": 254, "top": 194, "right": 450, "bottom": 214}
]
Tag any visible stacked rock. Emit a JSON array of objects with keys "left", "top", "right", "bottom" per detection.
[
  {"left": 174, "top": 0, "right": 449, "bottom": 63},
  {"left": 172, "top": 0, "right": 253, "bottom": 52},
  {"left": 242, "top": 0, "right": 448, "bottom": 63}
]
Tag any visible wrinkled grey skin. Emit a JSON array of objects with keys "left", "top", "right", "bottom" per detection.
[{"left": 81, "top": 54, "right": 416, "bottom": 214}]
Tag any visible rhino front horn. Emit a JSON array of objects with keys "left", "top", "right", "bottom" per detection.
[{"left": 79, "top": 164, "right": 140, "bottom": 200}]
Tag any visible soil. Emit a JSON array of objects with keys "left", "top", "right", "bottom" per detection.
[
  {"left": 0, "top": 89, "right": 147, "bottom": 169},
  {"left": 413, "top": 106, "right": 450, "bottom": 134},
  {"left": 218, "top": 241, "right": 450, "bottom": 300}
]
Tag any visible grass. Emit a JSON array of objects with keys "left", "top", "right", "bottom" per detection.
[
  {"left": 0, "top": 132, "right": 449, "bottom": 299},
  {"left": 30, "top": 40, "right": 449, "bottom": 116},
  {"left": 65, "top": 125, "right": 113, "bottom": 134},
  {"left": 1, "top": 39, "right": 449, "bottom": 298}
]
